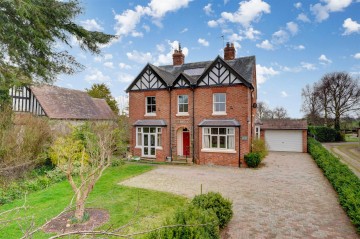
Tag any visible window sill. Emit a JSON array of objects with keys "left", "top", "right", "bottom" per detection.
[
  {"left": 201, "top": 149, "right": 236, "bottom": 154},
  {"left": 135, "top": 146, "right": 142, "bottom": 149},
  {"left": 156, "top": 146, "right": 163, "bottom": 150},
  {"left": 144, "top": 113, "right": 156, "bottom": 117},
  {"left": 176, "top": 113, "right": 190, "bottom": 117},
  {"left": 212, "top": 112, "right": 227, "bottom": 116}
]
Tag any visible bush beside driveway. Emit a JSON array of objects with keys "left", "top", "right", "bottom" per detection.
[{"left": 121, "top": 152, "right": 359, "bottom": 238}]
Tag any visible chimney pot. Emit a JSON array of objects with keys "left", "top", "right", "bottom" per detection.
[{"left": 172, "top": 43, "right": 185, "bottom": 66}]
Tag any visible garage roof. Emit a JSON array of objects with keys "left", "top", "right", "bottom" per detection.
[{"left": 260, "top": 119, "right": 307, "bottom": 130}]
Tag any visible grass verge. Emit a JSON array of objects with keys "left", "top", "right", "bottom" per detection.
[
  {"left": 308, "top": 138, "right": 360, "bottom": 233},
  {"left": 0, "top": 164, "right": 187, "bottom": 238}
]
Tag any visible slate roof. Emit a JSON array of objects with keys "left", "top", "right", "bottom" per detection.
[
  {"left": 30, "top": 85, "right": 115, "bottom": 120},
  {"left": 126, "top": 55, "right": 256, "bottom": 91},
  {"left": 259, "top": 119, "right": 308, "bottom": 130},
  {"left": 198, "top": 119, "right": 241, "bottom": 127},
  {"left": 133, "top": 119, "right": 167, "bottom": 127}
]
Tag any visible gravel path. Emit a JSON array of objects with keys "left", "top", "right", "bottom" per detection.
[{"left": 121, "top": 152, "right": 359, "bottom": 238}]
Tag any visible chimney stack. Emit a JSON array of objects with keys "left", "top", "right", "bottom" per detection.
[
  {"left": 224, "top": 42, "right": 235, "bottom": 60},
  {"left": 172, "top": 43, "right": 185, "bottom": 66}
]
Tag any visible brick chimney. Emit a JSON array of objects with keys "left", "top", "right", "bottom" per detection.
[
  {"left": 172, "top": 43, "right": 185, "bottom": 66},
  {"left": 224, "top": 42, "right": 235, "bottom": 60}
]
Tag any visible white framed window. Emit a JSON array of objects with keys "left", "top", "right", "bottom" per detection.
[
  {"left": 203, "top": 127, "right": 235, "bottom": 150},
  {"left": 146, "top": 96, "right": 156, "bottom": 115},
  {"left": 136, "top": 127, "right": 142, "bottom": 147},
  {"left": 213, "top": 93, "right": 226, "bottom": 114},
  {"left": 255, "top": 126, "right": 260, "bottom": 139},
  {"left": 178, "top": 95, "right": 188, "bottom": 114}
]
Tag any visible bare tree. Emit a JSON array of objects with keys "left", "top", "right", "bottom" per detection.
[
  {"left": 317, "top": 76, "right": 332, "bottom": 126},
  {"left": 320, "top": 72, "right": 360, "bottom": 131},
  {"left": 272, "top": 106, "right": 288, "bottom": 119},
  {"left": 50, "top": 122, "right": 119, "bottom": 221},
  {"left": 301, "top": 83, "right": 323, "bottom": 125},
  {"left": 256, "top": 101, "right": 275, "bottom": 119}
]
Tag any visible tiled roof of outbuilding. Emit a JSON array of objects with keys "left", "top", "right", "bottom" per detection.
[
  {"left": 260, "top": 119, "right": 308, "bottom": 130},
  {"left": 30, "top": 85, "right": 115, "bottom": 120}
]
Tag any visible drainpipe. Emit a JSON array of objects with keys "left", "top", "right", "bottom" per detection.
[
  {"left": 250, "top": 88, "right": 254, "bottom": 151},
  {"left": 168, "top": 86, "right": 172, "bottom": 161},
  {"left": 238, "top": 126, "right": 241, "bottom": 168},
  {"left": 192, "top": 86, "right": 195, "bottom": 163}
]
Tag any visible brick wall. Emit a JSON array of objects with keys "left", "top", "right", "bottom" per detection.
[{"left": 302, "top": 129, "right": 308, "bottom": 153}]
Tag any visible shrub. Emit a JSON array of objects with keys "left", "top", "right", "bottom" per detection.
[
  {"left": 251, "top": 138, "right": 268, "bottom": 160},
  {"left": 244, "top": 153, "right": 261, "bottom": 168},
  {"left": 335, "top": 132, "right": 345, "bottom": 142},
  {"left": 191, "top": 192, "right": 233, "bottom": 229},
  {"left": 308, "top": 138, "right": 360, "bottom": 231},
  {"left": 147, "top": 204, "right": 219, "bottom": 239},
  {"left": 308, "top": 126, "right": 337, "bottom": 142},
  {"left": 111, "top": 158, "right": 125, "bottom": 167}
]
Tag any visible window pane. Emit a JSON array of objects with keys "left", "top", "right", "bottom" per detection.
[
  {"left": 178, "top": 95, "right": 184, "bottom": 104},
  {"left": 219, "top": 136, "right": 226, "bottom": 148},
  {"left": 151, "top": 97, "right": 156, "bottom": 104},
  {"left": 137, "top": 128, "right": 142, "bottom": 133},
  {"left": 227, "top": 128, "right": 234, "bottom": 134},
  {"left": 183, "top": 104, "right": 188, "bottom": 112},
  {"left": 144, "top": 147, "right": 148, "bottom": 155},
  {"left": 137, "top": 133, "right": 142, "bottom": 146},
  {"left": 219, "top": 94, "right": 225, "bottom": 102},
  {"left": 151, "top": 105, "right": 156, "bottom": 113},
  {"left": 157, "top": 134, "right": 161, "bottom": 146},
  {"left": 219, "top": 128, "right": 226, "bottom": 134},
  {"left": 204, "top": 135, "right": 210, "bottom": 148},
  {"left": 150, "top": 127, "right": 156, "bottom": 133},
  {"left": 204, "top": 128, "right": 210, "bottom": 134},
  {"left": 183, "top": 95, "right": 188, "bottom": 103},
  {"left": 144, "top": 134, "right": 148, "bottom": 145},
  {"left": 219, "top": 103, "right": 225, "bottom": 112},
  {"left": 228, "top": 136, "right": 234, "bottom": 149},
  {"left": 151, "top": 147, "right": 155, "bottom": 155},
  {"left": 150, "top": 134, "right": 155, "bottom": 145},
  {"left": 211, "top": 128, "right": 218, "bottom": 134},
  {"left": 143, "top": 127, "right": 149, "bottom": 133},
  {"left": 147, "top": 97, "right": 152, "bottom": 104},
  {"left": 179, "top": 104, "right": 184, "bottom": 112},
  {"left": 157, "top": 128, "right": 162, "bottom": 133},
  {"left": 211, "top": 136, "right": 218, "bottom": 148}
]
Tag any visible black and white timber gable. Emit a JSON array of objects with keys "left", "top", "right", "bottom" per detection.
[
  {"left": 173, "top": 74, "right": 191, "bottom": 88},
  {"left": 9, "top": 86, "right": 46, "bottom": 116},
  {"left": 197, "top": 57, "right": 244, "bottom": 87},
  {"left": 128, "top": 65, "right": 167, "bottom": 91}
]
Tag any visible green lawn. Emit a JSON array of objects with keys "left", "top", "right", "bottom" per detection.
[
  {"left": 0, "top": 164, "right": 188, "bottom": 238},
  {"left": 345, "top": 134, "right": 359, "bottom": 142}
]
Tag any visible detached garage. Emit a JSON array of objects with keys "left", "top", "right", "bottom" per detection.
[{"left": 258, "top": 119, "right": 307, "bottom": 153}]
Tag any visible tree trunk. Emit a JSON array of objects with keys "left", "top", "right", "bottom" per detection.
[
  {"left": 74, "top": 197, "right": 86, "bottom": 221},
  {"left": 334, "top": 112, "right": 341, "bottom": 131}
]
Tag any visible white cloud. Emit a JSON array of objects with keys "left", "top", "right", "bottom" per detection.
[
  {"left": 80, "top": 19, "right": 103, "bottom": 31},
  {"left": 126, "top": 50, "right": 153, "bottom": 63},
  {"left": 294, "top": 2, "right": 302, "bottom": 9},
  {"left": 113, "top": 0, "right": 191, "bottom": 41},
  {"left": 180, "top": 28, "right": 188, "bottom": 33},
  {"left": 311, "top": 0, "right": 352, "bottom": 22},
  {"left": 198, "top": 38, "right": 210, "bottom": 47},
  {"left": 301, "top": 62, "right": 317, "bottom": 70},
  {"left": 104, "top": 62, "right": 114, "bottom": 68},
  {"left": 281, "top": 91, "right": 288, "bottom": 97},
  {"left": 293, "top": 45, "right": 305, "bottom": 50},
  {"left": 156, "top": 44, "right": 166, "bottom": 53},
  {"left": 342, "top": 18, "right": 360, "bottom": 35},
  {"left": 118, "top": 72, "right": 135, "bottom": 83},
  {"left": 148, "top": 0, "right": 191, "bottom": 18},
  {"left": 297, "top": 13, "right": 310, "bottom": 22},
  {"left": 94, "top": 56, "right": 102, "bottom": 62},
  {"left": 220, "top": 0, "right": 271, "bottom": 27},
  {"left": 142, "top": 24, "right": 151, "bottom": 32},
  {"left": 272, "top": 30, "right": 289, "bottom": 44},
  {"left": 242, "top": 27, "right": 261, "bottom": 40},
  {"left": 208, "top": 20, "right": 218, "bottom": 27},
  {"left": 319, "top": 54, "right": 332, "bottom": 64},
  {"left": 286, "top": 22, "right": 299, "bottom": 35},
  {"left": 85, "top": 69, "right": 111, "bottom": 82},
  {"left": 256, "top": 64, "right": 279, "bottom": 84},
  {"left": 203, "top": 3, "right": 214, "bottom": 15},
  {"left": 256, "top": 40, "right": 274, "bottom": 50},
  {"left": 354, "top": 53, "right": 360, "bottom": 59},
  {"left": 119, "top": 63, "right": 132, "bottom": 69},
  {"left": 104, "top": 54, "right": 113, "bottom": 60}
]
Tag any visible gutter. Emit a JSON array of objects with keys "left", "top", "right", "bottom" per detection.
[
  {"left": 168, "top": 86, "right": 172, "bottom": 160},
  {"left": 192, "top": 86, "right": 195, "bottom": 163}
]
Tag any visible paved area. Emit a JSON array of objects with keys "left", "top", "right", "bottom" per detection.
[
  {"left": 121, "top": 152, "right": 359, "bottom": 238},
  {"left": 323, "top": 142, "right": 360, "bottom": 178}
]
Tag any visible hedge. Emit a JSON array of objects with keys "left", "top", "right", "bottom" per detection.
[
  {"left": 308, "top": 138, "right": 360, "bottom": 232},
  {"left": 308, "top": 126, "right": 337, "bottom": 142}
]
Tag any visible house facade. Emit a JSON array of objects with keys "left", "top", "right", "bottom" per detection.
[{"left": 126, "top": 43, "right": 257, "bottom": 167}]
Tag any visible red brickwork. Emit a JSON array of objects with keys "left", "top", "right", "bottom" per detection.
[{"left": 302, "top": 129, "right": 308, "bottom": 153}]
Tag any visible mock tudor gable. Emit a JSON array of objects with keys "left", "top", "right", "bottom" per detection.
[{"left": 126, "top": 64, "right": 168, "bottom": 91}]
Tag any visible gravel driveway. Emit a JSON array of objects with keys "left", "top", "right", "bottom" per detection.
[{"left": 121, "top": 152, "right": 359, "bottom": 238}]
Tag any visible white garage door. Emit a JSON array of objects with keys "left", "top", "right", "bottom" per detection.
[{"left": 265, "top": 130, "right": 303, "bottom": 152}]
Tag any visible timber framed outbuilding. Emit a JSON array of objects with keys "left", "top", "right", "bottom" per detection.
[{"left": 126, "top": 43, "right": 257, "bottom": 167}]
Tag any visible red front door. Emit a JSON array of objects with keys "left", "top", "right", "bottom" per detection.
[{"left": 183, "top": 132, "right": 190, "bottom": 156}]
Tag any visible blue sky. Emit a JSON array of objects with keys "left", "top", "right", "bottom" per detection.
[{"left": 57, "top": 0, "right": 360, "bottom": 118}]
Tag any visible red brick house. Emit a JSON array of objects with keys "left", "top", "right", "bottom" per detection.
[{"left": 126, "top": 43, "right": 257, "bottom": 167}]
